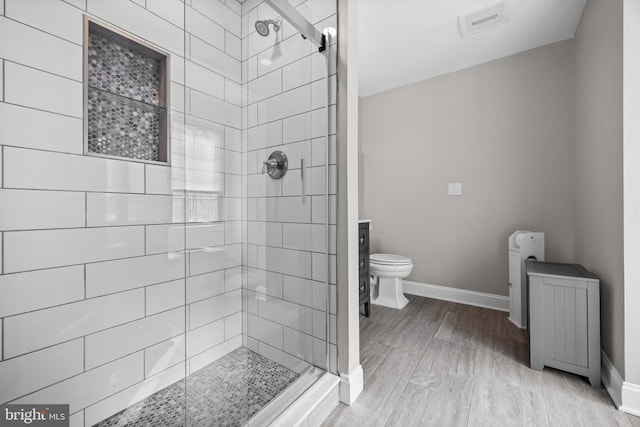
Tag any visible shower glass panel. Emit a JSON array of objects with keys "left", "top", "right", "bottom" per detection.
[
  {"left": 0, "top": 0, "right": 335, "bottom": 426},
  {"left": 183, "top": 0, "right": 338, "bottom": 424}
]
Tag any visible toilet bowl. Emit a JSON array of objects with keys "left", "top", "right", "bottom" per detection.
[{"left": 370, "top": 253, "right": 413, "bottom": 309}]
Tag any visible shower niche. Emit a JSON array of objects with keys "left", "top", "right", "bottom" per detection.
[{"left": 84, "top": 17, "right": 170, "bottom": 163}]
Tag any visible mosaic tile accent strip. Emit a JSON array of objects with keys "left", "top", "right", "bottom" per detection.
[
  {"left": 87, "top": 88, "right": 162, "bottom": 161},
  {"left": 88, "top": 32, "right": 162, "bottom": 106},
  {"left": 93, "top": 348, "right": 300, "bottom": 427}
]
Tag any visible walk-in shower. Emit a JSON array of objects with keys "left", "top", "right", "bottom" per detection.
[{"left": 0, "top": 0, "right": 338, "bottom": 425}]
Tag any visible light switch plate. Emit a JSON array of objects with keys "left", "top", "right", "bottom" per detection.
[{"left": 448, "top": 182, "right": 463, "bottom": 196}]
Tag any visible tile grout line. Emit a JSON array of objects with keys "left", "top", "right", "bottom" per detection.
[
  {"left": 3, "top": 296, "right": 191, "bottom": 360},
  {"left": 539, "top": 361, "right": 554, "bottom": 426},
  {"left": 9, "top": 346, "right": 173, "bottom": 407},
  {"left": 83, "top": 264, "right": 87, "bottom": 300},
  {"left": 464, "top": 375, "right": 478, "bottom": 427},
  {"left": 142, "top": 344, "right": 146, "bottom": 379},
  {"left": 3, "top": 57, "right": 84, "bottom": 84},
  {"left": 1, "top": 272, "right": 187, "bottom": 320},
  {"left": 466, "top": 310, "right": 486, "bottom": 427},
  {"left": 2, "top": 14, "right": 83, "bottom": 47}
]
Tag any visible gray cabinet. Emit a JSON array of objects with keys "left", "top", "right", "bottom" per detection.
[
  {"left": 359, "top": 221, "right": 370, "bottom": 317},
  {"left": 526, "top": 261, "right": 600, "bottom": 387}
]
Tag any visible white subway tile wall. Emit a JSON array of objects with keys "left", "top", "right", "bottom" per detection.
[
  {"left": 144, "top": 335, "right": 186, "bottom": 378},
  {"left": 4, "top": 62, "right": 83, "bottom": 117},
  {"left": 4, "top": 226, "right": 146, "bottom": 273},
  {"left": 4, "top": 289, "right": 145, "bottom": 358},
  {"left": 85, "top": 252, "right": 184, "bottom": 298},
  {"left": 0, "top": 339, "right": 84, "bottom": 403},
  {"left": 0, "top": 266, "right": 85, "bottom": 318},
  {"left": 0, "top": 0, "right": 246, "bottom": 424},
  {"left": 145, "top": 224, "right": 186, "bottom": 254},
  {"left": 0, "top": 16, "right": 83, "bottom": 81},
  {"left": 5, "top": 0, "right": 84, "bottom": 44},
  {"left": 146, "top": 279, "right": 187, "bottom": 315},
  {"left": 0, "top": 189, "right": 85, "bottom": 231},
  {"left": 86, "top": 193, "right": 185, "bottom": 226},
  {"left": 14, "top": 352, "right": 145, "bottom": 413},
  {"left": 188, "top": 334, "right": 242, "bottom": 375},
  {"left": 0, "top": 103, "right": 83, "bottom": 154},
  {"left": 186, "top": 318, "right": 225, "bottom": 358},
  {"left": 4, "top": 147, "right": 146, "bottom": 193},
  {"left": 83, "top": 362, "right": 186, "bottom": 426},
  {"left": 84, "top": 307, "right": 185, "bottom": 369},
  {"left": 0, "top": 0, "right": 337, "bottom": 424}
]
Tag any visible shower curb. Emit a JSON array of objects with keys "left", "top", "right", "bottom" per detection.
[{"left": 268, "top": 373, "right": 340, "bottom": 427}]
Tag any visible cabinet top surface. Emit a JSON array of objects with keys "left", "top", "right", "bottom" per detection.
[{"left": 526, "top": 260, "right": 599, "bottom": 281}]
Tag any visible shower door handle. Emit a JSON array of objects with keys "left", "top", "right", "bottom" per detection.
[{"left": 301, "top": 158, "right": 306, "bottom": 204}]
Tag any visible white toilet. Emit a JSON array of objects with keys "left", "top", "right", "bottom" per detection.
[{"left": 369, "top": 253, "right": 413, "bottom": 309}]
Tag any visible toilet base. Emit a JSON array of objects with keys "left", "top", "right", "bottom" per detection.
[{"left": 371, "top": 276, "right": 409, "bottom": 309}]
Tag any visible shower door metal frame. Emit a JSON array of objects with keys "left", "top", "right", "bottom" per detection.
[
  {"left": 245, "top": 4, "right": 336, "bottom": 423},
  {"left": 264, "top": 0, "right": 326, "bottom": 51}
]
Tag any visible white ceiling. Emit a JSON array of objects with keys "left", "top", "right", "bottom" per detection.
[{"left": 358, "top": 0, "right": 588, "bottom": 97}]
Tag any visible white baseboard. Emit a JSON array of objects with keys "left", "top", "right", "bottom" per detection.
[
  {"left": 601, "top": 350, "right": 623, "bottom": 408},
  {"left": 339, "top": 364, "right": 363, "bottom": 405},
  {"left": 621, "top": 382, "right": 640, "bottom": 417},
  {"left": 600, "top": 350, "right": 640, "bottom": 416},
  {"left": 403, "top": 280, "right": 509, "bottom": 312}
]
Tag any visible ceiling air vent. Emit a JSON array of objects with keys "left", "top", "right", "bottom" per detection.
[{"left": 459, "top": 1, "right": 509, "bottom": 37}]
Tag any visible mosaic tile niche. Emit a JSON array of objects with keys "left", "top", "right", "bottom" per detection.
[{"left": 85, "top": 19, "right": 169, "bottom": 163}]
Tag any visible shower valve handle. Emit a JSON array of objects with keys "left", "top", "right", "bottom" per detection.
[
  {"left": 261, "top": 151, "right": 288, "bottom": 179},
  {"left": 261, "top": 159, "right": 279, "bottom": 174}
]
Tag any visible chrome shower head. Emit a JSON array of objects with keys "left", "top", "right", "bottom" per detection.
[
  {"left": 255, "top": 19, "right": 281, "bottom": 37},
  {"left": 255, "top": 20, "right": 270, "bottom": 36}
]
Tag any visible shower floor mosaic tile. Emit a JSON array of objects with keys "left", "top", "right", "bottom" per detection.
[{"left": 94, "top": 347, "right": 300, "bottom": 427}]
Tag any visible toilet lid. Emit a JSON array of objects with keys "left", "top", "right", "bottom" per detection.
[{"left": 370, "top": 253, "right": 412, "bottom": 265}]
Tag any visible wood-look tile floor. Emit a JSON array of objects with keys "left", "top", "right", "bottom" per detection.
[{"left": 323, "top": 295, "right": 640, "bottom": 427}]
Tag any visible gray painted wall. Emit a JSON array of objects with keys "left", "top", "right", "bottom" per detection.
[
  {"left": 624, "top": 0, "right": 640, "bottom": 387},
  {"left": 359, "top": 40, "right": 576, "bottom": 296},
  {"left": 574, "top": 0, "right": 624, "bottom": 377}
]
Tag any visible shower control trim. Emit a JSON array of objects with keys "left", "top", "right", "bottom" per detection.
[{"left": 262, "top": 150, "right": 288, "bottom": 179}]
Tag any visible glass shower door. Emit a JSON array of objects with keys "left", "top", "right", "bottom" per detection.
[{"left": 240, "top": 0, "right": 338, "bottom": 422}]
